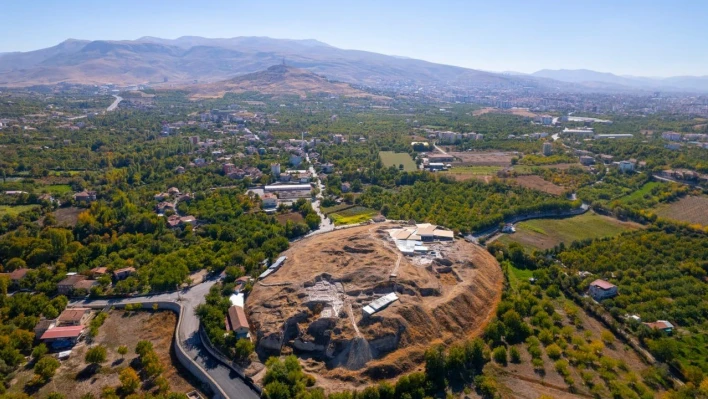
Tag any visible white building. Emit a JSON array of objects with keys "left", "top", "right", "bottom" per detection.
[{"left": 619, "top": 160, "right": 635, "bottom": 173}]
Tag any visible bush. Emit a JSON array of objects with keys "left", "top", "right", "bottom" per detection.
[
  {"left": 85, "top": 345, "right": 107, "bottom": 365},
  {"left": 119, "top": 367, "right": 140, "bottom": 394},
  {"left": 34, "top": 356, "right": 60, "bottom": 381},
  {"left": 234, "top": 338, "right": 255, "bottom": 361},
  {"left": 492, "top": 346, "right": 507, "bottom": 365},
  {"left": 545, "top": 343, "right": 562, "bottom": 360},
  {"left": 509, "top": 347, "right": 521, "bottom": 363}
]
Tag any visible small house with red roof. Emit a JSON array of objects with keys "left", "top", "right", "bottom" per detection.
[{"left": 589, "top": 279, "right": 618, "bottom": 301}]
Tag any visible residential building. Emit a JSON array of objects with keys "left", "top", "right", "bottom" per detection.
[
  {"left": 427, "top": 154, "right": 455, "bottom": 163},
  {"left": 73, "top": 191, "right": 97, "bottom": 203},
  {"left": 225, "top": 305, "right": 250, "bottom": 338},
  {"left": 619, "top": 160, "right": 635, "bottom": 173},
  {"left": 57, "top": 308, "right": 91, "bottom": 327},
  {"left": 589, "top": 279, "right": 618, "bottom": 301},
  {"left": 643, "top": 320, "right": 674, "bottom": 334},
  {"left": 57, "top": 275, "right": 87, "bottom": 295},
  {"left": 40, "top": 325, "right": 84, "bottom": 346},
  {"left": 332, "top": 134, "right": 344, "bottom": 144},
  {"left": 189, "top": 136, "right": 200, "bottom": 145},
  {"left": 540, "top": 115, "right": 553, "bottom": 125},
  {"left": 290, "top": 154, "right": 303, "bottom": 167},
  {"left": 167, "top": 187, "right": 180, "bottom": 195},
  {"left": 562, "top": 127, "right": 595, "bottom": 137},
  {"left": 222, "top": 163, "right": 237, "bottom": 175},
  {"left": 579, "top": 156, "right": 595, "bottom": 166},
  {"left": 0, "top": 268, "right": 29, "bottom": 288},
  {"left": 271, "top": 163, "right": 281, "bottom": 175},
  {"left": 341, "top": 182, "right": 351, "bottom": 193},
  {"left": 321, "top": 163, "right": 334, "bottom": 173},
  {"left": 71, "top": 279, "right": 99, "bottom": 295},
  {"left": 113, "top": 267, "right": 136, "bottom": 281},
  {"left": 262, "top": 193, "right": 278, "bottom": 209},
  {"left": 661, "top": 131, "right": 682, "bottom": 141}
]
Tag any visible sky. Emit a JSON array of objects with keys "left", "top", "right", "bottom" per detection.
[{"left": 1, "top": 0, "right": 706, "bottom": 77}]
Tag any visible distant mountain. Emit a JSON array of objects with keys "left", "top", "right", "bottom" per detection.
[
  {"left": 0, "top": 36, "right": 549, "bottom": 91},
  {"left": 189, "top": 64, "right": 384, "bottom": 99},
  {"left": 532, "top": 69, "right": 708, "bottom": 92},
  {"left": 1, "top": 37, "right": 706, "bottom": 93}
]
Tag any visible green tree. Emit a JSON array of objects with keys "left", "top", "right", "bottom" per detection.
[
  {"left": 85, "top": 345, "right": 107, "bottom": 366},
  {"left": 119, "top": 367, "right": 140, "bottom": 394},
  {"left": 492, "top": 346, "right": 507, "bottom": 366},
  {"left": 117, "top": 345, "right": 128, "bottom": 358},
  {"left": 34, "top": 356, "right": 61, "bottom": 381},
  {"left": 234, "top": 338, "right": 254, "bottom": 361}
]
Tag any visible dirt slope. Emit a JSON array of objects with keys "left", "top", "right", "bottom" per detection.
[{"left": 247, "top": 223, "right": 503, "bottom": 386}]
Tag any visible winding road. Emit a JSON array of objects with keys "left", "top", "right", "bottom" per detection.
[
  {"left": 107, "top": 95, "right": 123, "bottom": 111},
  {"left": 72, "top": 278, "right": 259, "bottom": 399}
]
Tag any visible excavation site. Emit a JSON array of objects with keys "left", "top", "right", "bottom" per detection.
[{"left": 247, "top": 222, "right": 504, "bottom": 386}]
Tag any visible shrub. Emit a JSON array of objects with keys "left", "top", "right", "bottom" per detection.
[
  {"left": 234, "top": 338, "right": 255, "bottom": 361},
  {"left": 509, "top": 347, "right": 521, "bottom": 363},
  {"left": 85, "top": 345, "right": 107, "bottom": 365},
  {"left": 492, "top": 346, "right": 507, "bottom": 365},
  {"left": 555, "top": 359, "right": 570, "bottom": 377},
  {"left": 34, "top": 356, "right": 60, "bottom": 381},
  {"left": 601, "top": 330, "right": 615, "bottom": 345},
  {"left": 546, "top": 343, "right": 562, "bottom": 360},
  {"left": 119, "top": 367, "right": 140, "bottom": 394}
]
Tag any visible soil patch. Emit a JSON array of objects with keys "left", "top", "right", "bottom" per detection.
[{"left": 512, "top": 175, "right": 566, "bottom": 196}]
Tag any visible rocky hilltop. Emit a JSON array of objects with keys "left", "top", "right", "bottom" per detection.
[{"left": 247, "top": 223, "right": 503, "bottom": 384}]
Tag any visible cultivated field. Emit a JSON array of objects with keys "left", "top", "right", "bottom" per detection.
[
  {"left": 275, "top": 211, "right": 305, "bottom": 225},
  {"left": 448, "top": 151, "right": 516, "bottom": 166},
  {"left": 9, "top": 311, "right": 200, "bottom": 399},
  {"left": 328, "top": 206, "right": 378, "bottom": 225},
  {"left": 511, "top": 175, "right": 566, "bottom": 196},
  {"left": 379, "top": 151, "right": 417, "bottom": 171},
  {"left": 497, "top": 212, "right": 642, "bottom": 251},
  {"left": 440, "top": 166, "right": 501, "bottom": 182},
  {"left": 653, "top": 195, "right": 708, "bottom": 226},
  {"left": 492, "top": 265, "right": 663, "bottom": 398},
  {"left": 0, "top": 204, "right": 39, "bottom": 217},
  {"left": 53, "top": 207, "right": 83, "bottom": 226}
]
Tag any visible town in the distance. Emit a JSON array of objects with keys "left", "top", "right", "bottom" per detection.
[{"left": 0, "top": 14, "right": 707, "bottom": 399}]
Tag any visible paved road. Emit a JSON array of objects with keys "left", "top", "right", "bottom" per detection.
[
  {"left": 72, "top": 279, "right": 259, "bottom": 399},
  {"left": 107, "top": 95, "right": 123, "bottom": 111}
]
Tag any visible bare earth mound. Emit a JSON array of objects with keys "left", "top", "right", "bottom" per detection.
[{"left": 247, "top": 223, "right": 503, "bottom": 388}]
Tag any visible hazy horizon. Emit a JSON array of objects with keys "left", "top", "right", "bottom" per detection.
[{"left": 1, "top": 0, "right": 707, "bottom": 78}]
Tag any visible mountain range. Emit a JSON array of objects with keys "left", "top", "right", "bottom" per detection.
[
  {"left": 0, "top": 36, "right": 706, "bottom": 94},
  {"left": 531, "top": 69, "right": 708, "bottom": 93}
]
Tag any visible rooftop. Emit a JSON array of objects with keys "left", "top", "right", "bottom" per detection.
[
  {"left": 40, "top": 325, "right": 84, "bottom": 340},
  {"left": 590, "top": 279, "right": 616, "bottom": 290}
]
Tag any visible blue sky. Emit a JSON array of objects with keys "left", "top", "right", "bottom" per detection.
[{"left": 1, "top": 0, "right": 705, "bottom": 77}]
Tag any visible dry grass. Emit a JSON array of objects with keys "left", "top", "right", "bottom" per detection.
[
  {"left": 448, "top": 151, "right": 516, "bottom": 166},
  {"left": 53, "top": 207, "right": 83, "bottom": 227},
  {"left": 472, "top": 107, "right": 538, "bottom": 118},
  {"left": 10, "top": 311, "right": 200, "bottom": 399},
  {"left": 654, "top": 195, "right": 708, "bottom": 226},
  {"left": 512, "top": 175, "right": 566, "bottom": 196}
]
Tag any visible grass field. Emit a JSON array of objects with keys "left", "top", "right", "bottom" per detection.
[
  {"left": 329, "top": 206, "right": 377, "bottom": 225},
  {"left": 497, "top": 212, "right": 642, "bottom": 252},
  {"left": 43, "top": 184, "right": 73, "bottom": 195},
  {"left": 653, "top": 195, "right": 708, "bottom": 226},
  {"left": 0, "top": 204, "right": 40, "bottom": 217},
  {"left": 379, "top": 151, "right": 417, "bottom": 172},
  {"left": 617, "top": 181, "right": 663, "bottom": 203}
]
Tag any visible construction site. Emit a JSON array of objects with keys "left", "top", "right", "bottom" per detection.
[{"left": 247, "top": 222, "right": 504, "bottom": 390}]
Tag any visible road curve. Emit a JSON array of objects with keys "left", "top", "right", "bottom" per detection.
[
  {"left": 72, "top": 279, "right": 259, "bottom": 399},
  {"left": 107, "top": 95, "right": 123, "bottom": 111}
]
